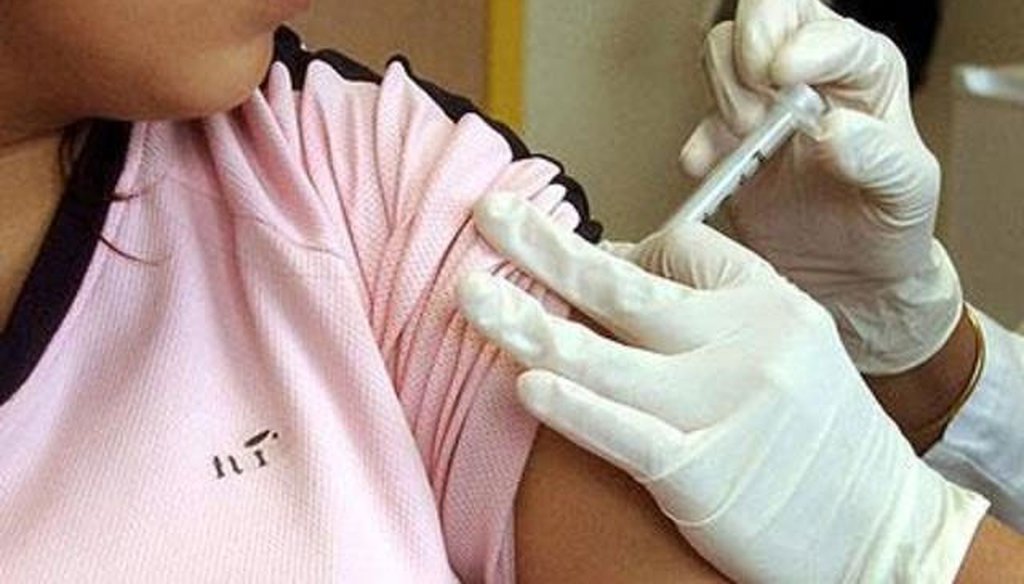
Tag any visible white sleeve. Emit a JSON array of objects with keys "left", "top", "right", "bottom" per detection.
[{"left": 924, "top": 309, "right": 1024, "bottom": 532}]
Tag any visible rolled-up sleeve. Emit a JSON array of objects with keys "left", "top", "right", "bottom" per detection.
[{"left": 265, "top": 26, "right": 603, "bottom": 581}]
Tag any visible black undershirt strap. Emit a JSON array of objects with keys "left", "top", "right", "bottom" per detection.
[{"left": 0, "top": 121, "right": 130, "bottom": 406}]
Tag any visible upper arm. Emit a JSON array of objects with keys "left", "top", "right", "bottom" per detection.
[
  {"left": 356, "top": 60, "right": 724, "bottom": 583},
  {"left": 514, "top": 315, "right": 727, "bottom": 582},
  {"left": 516, "top": 419, "right": 728, "bottom": 583},
  {"left": 957, "top": 517, "right": 1024, "bottom": 582},
  {"left": 264, "top": 27, "right": 721, "bottom": 581}
]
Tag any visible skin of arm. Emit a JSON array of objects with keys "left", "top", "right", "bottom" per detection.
[
  {"left": 516, "top": 426, "right": 728, "bottom": 583},
  {"left": 514, "top": 309, "right": 727, "bottom": 583},
  {"left": 958, "top": 518, "right": 1024, "bottom": 582}
]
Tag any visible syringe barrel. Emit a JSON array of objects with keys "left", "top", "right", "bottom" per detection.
[{"left": 665, "top": 84, "right": 827, "bottom": 228}]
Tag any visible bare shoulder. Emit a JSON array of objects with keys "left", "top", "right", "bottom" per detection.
[{"left": 515, "top": 426, "right": 728, "bottom": 583}]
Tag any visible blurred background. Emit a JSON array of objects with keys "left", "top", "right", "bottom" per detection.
[{"left": 291, "top": 0, "right": 1024, "bottom": 326}]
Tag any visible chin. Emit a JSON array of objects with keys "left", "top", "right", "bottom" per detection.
[{"left": 167, "top": 34, "right": 276, "bottom": 119}]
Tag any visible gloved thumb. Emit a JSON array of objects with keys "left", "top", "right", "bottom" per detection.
[
  {"left": 814, "top": 108, "right": 941, "bottom": 223},
  {"left": 631, "top": 222, "right": 778, "bottom": 291},
  {"left": 597, "top": 239, "right": 637, "bottom": 259}
]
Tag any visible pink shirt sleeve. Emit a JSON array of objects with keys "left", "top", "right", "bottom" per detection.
[{"left": 264, "top": 29, "right": 602, "bottom": 582}]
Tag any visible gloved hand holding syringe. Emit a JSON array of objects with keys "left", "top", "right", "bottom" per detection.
[
  {"left": 663, "top": 84, "right": 827, "bottom": 229},
  {"left": 455, "top": 79, "right": 986, "bottom": 582},
  {"left": 458, "top": 0, "right": 996, "bottom": 580}
]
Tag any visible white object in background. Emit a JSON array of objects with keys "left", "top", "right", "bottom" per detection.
[
  {"left": 946, "top": 64, "right": 1024, "bottom": 328},
  {"left": 663, "top": 84, "right": 827, "bottom": 229}
]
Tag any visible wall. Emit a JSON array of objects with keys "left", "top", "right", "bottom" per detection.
[
  {"left": 288, "top": 0, "right": 488, "bottom": 104},
  {"left": 291, "top": 0, "right": 1024, "bottom": 244},
  {"left": 913, "top": 0, "right": 1024, "bottom": 326},
  {"left": 522, "top": 0, "right": 1024, "bottom": 242},
  {"left": 288, "top": 1, "right": 717, "bottom": 241},
  {"left": 285, "top": 0, "right": 1024, "bottom": 325},
  {"left": 523, "top": 1, "right": 716, "bottom": 240},
  {"left": 916, "top": 0, "right": 1024, "bottom": 182}
]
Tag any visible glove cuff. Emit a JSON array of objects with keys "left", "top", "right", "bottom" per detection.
[
  {"left": 833, "top": 240, "right": 964, "bottom": 375},
  {"left": 858, "top": 466, "right": 990, "bottom": 583}
]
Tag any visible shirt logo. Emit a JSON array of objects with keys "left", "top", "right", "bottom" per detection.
[{"left": 212, "top": 429, "right": 280, "bottom": 479}]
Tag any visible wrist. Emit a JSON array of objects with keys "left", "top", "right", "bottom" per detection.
[
  {"left": 865, "top": 305, "right": 983, "bottom": 454},
  {"left": 834, "top": 240, "right": 963, "bottom": 375}
]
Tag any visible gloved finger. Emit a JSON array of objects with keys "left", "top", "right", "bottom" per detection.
[
  {"left": 679, "top": 114, "right": 742, "bottom": 179},
  {"left": 597, "top": 239, "right": 637, "bottom": 259},
  {"left": 813, "top": 108, "right": 940, "bottom": 224},
  {"left": 635, "top": 222, "right": 779, "bottom": 290},
  {"left": 703, "top": 22, "right": 770, "bottom": 136},
  {"left": 458, "top": 271, "right": 675, "bottom": 394},
  {"left": 517, "top": 370, "right": 690, "bottom": 481},
  {"left": 471, "top": 192, "right": 719, "bottom": 349},
  {"left": 772, "top": 18, "right": 910, "bottom": 119},
  {"left": 734, "top": 0, "right": 840, "bottom": 89}
]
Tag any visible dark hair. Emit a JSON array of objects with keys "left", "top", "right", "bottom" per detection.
[
  {"left": 59, "top": 118, "right": 143, "bottom": 260},
  {"left": 58, "top": 118, "right": 133, "bottom": 204}
]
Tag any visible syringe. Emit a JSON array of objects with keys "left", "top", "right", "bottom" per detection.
[{"left": 663, "top": 84, "right": 828, "bottom": 230}]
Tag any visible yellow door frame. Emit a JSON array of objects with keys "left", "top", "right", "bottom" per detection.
[{"left": 487, "top": 0, "right": 524, "bottom": 130}]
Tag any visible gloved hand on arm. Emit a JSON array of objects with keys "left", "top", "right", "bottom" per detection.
[
  {"left": 682, "top": 0, "right": 958, "bottom": 375},
  {"left": 458, "top": 192, "right": 988, "bottom": 583}
]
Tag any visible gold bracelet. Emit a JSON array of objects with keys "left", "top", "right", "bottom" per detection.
[{"left": 911, "top": 307, "right": 987, "bottom": 441}]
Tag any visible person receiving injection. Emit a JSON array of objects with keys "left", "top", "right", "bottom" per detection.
[{"left": 459, "top": 0, "right": 1024, "bottom": 580}]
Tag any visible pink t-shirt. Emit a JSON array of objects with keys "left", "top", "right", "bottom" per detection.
[{"left": 0, "top": 28, "right": 600, "bottom": 582}]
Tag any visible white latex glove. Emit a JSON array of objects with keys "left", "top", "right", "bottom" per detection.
[
  {"left": 458, "top": 192, "right": 988, "bottom": 583},
  {"left": 681, "top": 0, "right": 961, "bottom": 375}
]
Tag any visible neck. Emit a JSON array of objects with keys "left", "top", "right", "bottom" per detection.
[
  {"left": 0, "top": 45, "right": 82, "bottom": 326},
  {"left": 0, "top": 130, "right": 66, "bottom": 329},
  {"left": 0, "top": 128, "right": 67, "bottom": 222}
]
